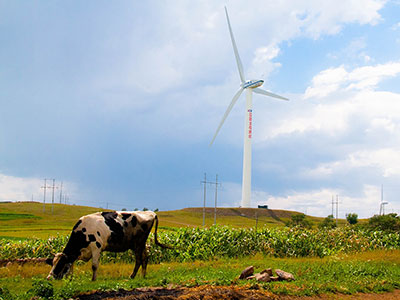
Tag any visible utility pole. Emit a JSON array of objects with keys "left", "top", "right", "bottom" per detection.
[
  {"left": 214, "top": 174, "right": 219, "bottom": 225},
  {"left": 335, "top": 195, "right": 339, "bottom": 226},
  {"left": 331, "top": 194, "right": 339, "bottom": 225},
  {"left": 41, "top": 179, "right": 48, "bottom": 212},
  {"left": 200, "top": 173, "right": 221, "bottom": 226},
  {"left": 59, "top": 181, "right": 63, "bottom": 204},
  {"left": 50, "top": 179, "right": 58, "bottom": 214},
  {"left": 201, "top": 173, "right": 207, "bottom": 226}
]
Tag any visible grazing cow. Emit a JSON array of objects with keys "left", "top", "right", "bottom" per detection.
[{"left": 46, "top": 210, "right": 169, "bottom": 281}]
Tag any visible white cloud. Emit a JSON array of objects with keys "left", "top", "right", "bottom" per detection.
[
  {"left": 327, "top": 37, "right": 372, "bottom": 63},
  {"left": 305, "top": 148, "right": 400, "bottom": 178},
  {"left": 0, "top": 174, "right": 76, "bottom": 203},
  {"left": 305, "top": 66, "right": 348, "bottom": 98},
  {"left": 0, "top": 174, "right": 43, "bottom": 201},
  {"left": 248, "top": 43, "right": 282, "bottom": 79},
  {"left": 264, "top": 185, "right": 389, "bottom": 218},
  {"left": 255, "top": 62, "right": 400, "bottom": 140},
  {"left": 297, "top": 0, "right": 384, "bottom": 38},
  {"left": 305, "top": 62, "right": 400, "bottom": 99},
  {"left": 391, "top": 22, "right": 400, "bottom": 30},
  {"left": 93, "top": 0, "right": 386, "bottom": 97},
  {"left": 367, "top": 117, "right": 397, "bottom": 133}
]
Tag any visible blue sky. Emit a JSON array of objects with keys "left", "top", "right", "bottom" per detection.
[{"left": 1, "top": 0, "right": 400, "bottom": 218}]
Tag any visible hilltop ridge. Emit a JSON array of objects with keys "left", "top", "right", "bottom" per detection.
[{"left": 0, "top": 202, "right": 326, "bottom": 239}]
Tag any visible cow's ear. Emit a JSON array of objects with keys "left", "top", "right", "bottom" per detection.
[{"left": 45, "top": 257, "right": 54, "bottom": 266}]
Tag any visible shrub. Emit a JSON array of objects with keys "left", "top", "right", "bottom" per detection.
[
  {"left": 346, "top": 213, "right": 358, "bottom": 225},
  {"left": 0, "top": 287, "right": 14, "bottom": 300},
  {"left": 31, "top": 278, "right": 54, "bottom": 298},
  {"left": 367, "top": 213, "right": 400, "bottom": 232},
  {"left": 286, "top": 214, "right": 312, "bottom": 229},
  {"left": 319, "top": 215, "right": 337, "bottom": 229}
]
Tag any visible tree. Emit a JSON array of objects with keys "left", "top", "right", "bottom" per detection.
[
  {"left": 319, "top": 214, "right": 336, "bottom": 229},
  {"left": 367, "top": 213, "right": 400, "bottom": 232},
  {"left": 286, "top": 214, "right": 312, "bottom": 229},
  {"left": 346, "top": 213, "right": 358, "bottom": 225},
  {"left": 143, "top": 207, "right": 149, "bottom": 211},
  {"left": 121, "top": 208, "right": 127, "bottom": 211}
]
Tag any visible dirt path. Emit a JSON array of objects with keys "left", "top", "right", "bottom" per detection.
[{"left": 75, "top": 286, "right": 400, "bottom": 300}]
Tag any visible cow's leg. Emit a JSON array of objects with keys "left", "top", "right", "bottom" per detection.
[
  {"left": 130, "top": 250, "right": 142, "bottom": 279},
  {"left": 91, "top": 252, "right": 100, "bottom": 281},
  {"left": 141, "top": 247, "right": 148, "bottom": 277}
]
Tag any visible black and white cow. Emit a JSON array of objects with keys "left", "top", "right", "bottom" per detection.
[{"left": 46, "top": 210, "right": 169, "bottom": 281}]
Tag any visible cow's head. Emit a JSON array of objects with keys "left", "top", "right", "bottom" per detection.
[{"left": 46, "top": 253, "right": 72, "bottom": 280}]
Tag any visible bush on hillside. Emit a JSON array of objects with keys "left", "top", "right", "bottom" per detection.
[
  {"left": 286, "top": 214, "right": 312, "bottom": 229},
  {"left": 319, "top": 215, "right": 337, "bottom": 229},
  {"left": 367, "top": 213, "right": 400, "bottom": 232},
  {"left": 346, "top": 213, "right": 358, "bottom": 225}
]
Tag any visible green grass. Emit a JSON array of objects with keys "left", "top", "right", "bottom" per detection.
[
  {"left": 0, "top": 250, "right": 399, "bottom": 299},
  {"left": 0, "top": 212, "right": 40, "bottom": 221},
  {"left": 0, "top": 202, "right": 113, "bottom": 239},
  {"left": 156, "top": 207, "right": 323, "bottom": 229}
]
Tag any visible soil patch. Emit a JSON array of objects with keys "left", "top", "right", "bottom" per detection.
[{"left": 74, "top": 286, "right": 400, "bottom": 300}]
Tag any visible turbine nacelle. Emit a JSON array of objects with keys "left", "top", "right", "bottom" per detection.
[{"left": 243, "top": 79, "right": 264, "bottom": 89}]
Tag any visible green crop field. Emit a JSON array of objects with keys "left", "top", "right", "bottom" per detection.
[{"left": 0, "top": 202, "right": 397, "bottom": 299}]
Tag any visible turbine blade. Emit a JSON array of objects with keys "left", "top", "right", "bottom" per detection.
[
  {"left": 253, "top": 88, "right": 289, "bottom": 101},
  {"left": 225, "top": 7, "right": 245, "bottom": 84},
  {"left": 210, "top": 88, "right": 244, "bottom": 146}
]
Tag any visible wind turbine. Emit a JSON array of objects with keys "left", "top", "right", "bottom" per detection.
[{"left": 210, "top": 7, "right": 288, "bottom": 208}]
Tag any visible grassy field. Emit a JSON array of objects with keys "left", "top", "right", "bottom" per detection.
[
  {"left": 157, "top": 207, "right": 316, "bottom": 228},
  {"left": 0, "top": 250, "right": 399, "bottom": 299},
  {"left": 0, "top": 202, "right": 113, "bottom": 239},
  {"left": 1, "top": 201, "right": 395, "bottom": 299},
  {"left": 0, "top": 202, "right": 349, "bottom": 239}
]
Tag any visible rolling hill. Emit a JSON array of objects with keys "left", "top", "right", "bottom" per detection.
[{"left": 0, "top": 202, "right": 335, "bottom": 239}]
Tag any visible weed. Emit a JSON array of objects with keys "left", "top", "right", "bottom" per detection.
[
  {"left": 30, "top": 278, "right": 54, "bottom": 298},
  {"left": 0, "top": 287, "right": 14, "bottom": 300}
]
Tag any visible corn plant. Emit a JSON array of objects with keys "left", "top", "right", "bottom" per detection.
[{"left": 1, "top": 226, "right": 399, "bottom": 263}]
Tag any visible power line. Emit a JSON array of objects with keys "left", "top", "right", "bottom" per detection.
[
  {"left": 213, "top": 174, "right": 220, "bottom": 225},
  {"left": 50, "top": 179, "right": 58, "bottom": 214},
  {"left": 59, "top": 181, "right": 63, "bottom": 204},
  {"left": 41, "top": 179, "right": 49, "bottom": 213},
  {"left": 331, "top": 194, "right": 339, "bottom": 225},
  {"left": 200, "top": 173, "right": 221, "bottom": 226},
  {"left": 201, "top": 173, "right": 207, "bottom": 226}
]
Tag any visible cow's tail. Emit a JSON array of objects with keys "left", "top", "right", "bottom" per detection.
[{"left": 154, "top": 215, "right": 173, "bottom": 249}]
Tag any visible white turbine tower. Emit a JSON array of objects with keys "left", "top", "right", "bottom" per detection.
[{"left": 210, "top": 7, "right": 289, "bottom": 208}]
